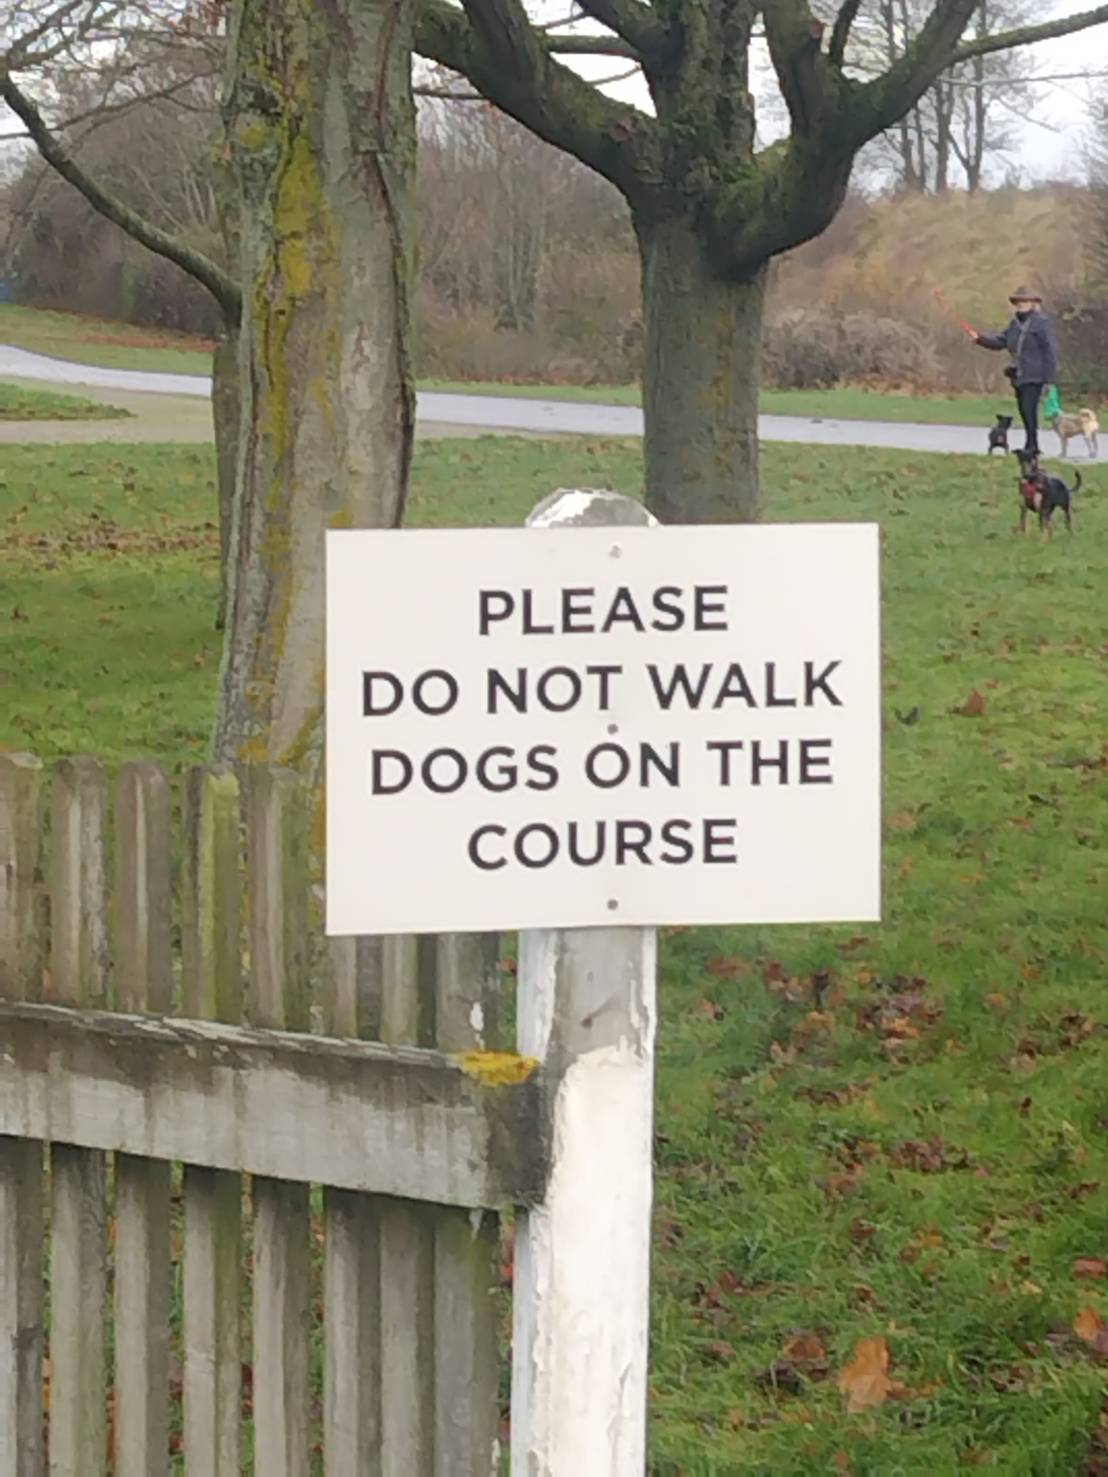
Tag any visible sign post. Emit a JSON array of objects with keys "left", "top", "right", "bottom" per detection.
[
  {"left": 512, "top": 489, "right": 659, "bottom": 1475},
  {"left": 325, "top": 488, "right": 881, "bottom": 1472}
]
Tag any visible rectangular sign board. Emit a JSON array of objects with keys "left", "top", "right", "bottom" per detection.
[{"left": 326, "top": 524, "right": 881, "bottom": 935}]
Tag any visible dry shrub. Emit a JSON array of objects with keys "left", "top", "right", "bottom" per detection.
[
  {"left": 772, "top": 184, "right": 1093, "bottom": 393},
  {"left": 763, "top": 310, "right": 941, "bottom": 390}
]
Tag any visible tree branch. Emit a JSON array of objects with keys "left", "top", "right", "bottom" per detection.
[
  {"left": 763, "top": 0, "right": 834, "bottom": 136},
  {"left": 855, "top": 0, "right": 979, "bottom": 135},
  {"left": 571, "top": 0, "right": 666, "bottom": 59},
  {"left": 828, "top": 0, "right": 862, "bottom": 67},
  {"left": 0, "top": 74, "right": 240, "bottom": 323},
  {"left": 415, "top": 0, "right": 659, "bottom": 202},
  {"left": 545, "top": 33, "right": 641, "bottom": 58},
  {"left": 950, "top": 3, "right": 1108, "bottom": 65}
]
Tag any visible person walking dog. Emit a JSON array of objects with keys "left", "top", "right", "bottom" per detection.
[{"left": 973, "top": 287, "right": 1059, "bottom": 457}]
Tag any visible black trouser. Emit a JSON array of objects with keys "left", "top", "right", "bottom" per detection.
[{"left": 1016, "top": 381, "right": 1043, "bottom": 455}]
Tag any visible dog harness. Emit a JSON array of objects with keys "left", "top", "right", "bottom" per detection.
[{"left": 1020, "top": 477, "right": 1042, "bottom": 510}]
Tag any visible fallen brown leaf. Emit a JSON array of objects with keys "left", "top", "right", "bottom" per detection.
[
  {"left": 1074, "top": 1259, "right": 1107, "bottom": 1281},
  {"left": 837, "top": 1336, "right": 893, "bottom": 1413},
  {"left": 783, "top": 1332, "right": 828, "bottom": 1365},
  {"left": 887, "top": 810, "right": 918, "bottom": 833},
  {"left": 1074, "top": 1307, "right": 1108, "bottom": 1355},
  {"left": 951, "top": 689, "right": 987, "bottom": 718},
  {"left": 707, "top": 956, "right": 750, "bottom": 980}
]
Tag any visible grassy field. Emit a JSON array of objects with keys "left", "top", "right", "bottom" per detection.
[
  {"left": 0, "top": 379, "right": 130, "bottom": 421},
  {"left": 0, "top": 303, "right": 214, "bottom": 375},
  {"left": 4, "top": 437, "right": 1108, "bottom": 1472},
  {"left": 1, "top": 303, "right": 1047, "bottom": 428}
]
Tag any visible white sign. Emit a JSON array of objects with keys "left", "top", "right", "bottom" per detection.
[{"left": 326, "top": 523, "right": 881, "bottom": 935}]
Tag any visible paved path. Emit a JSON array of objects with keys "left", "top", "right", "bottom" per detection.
[{"left": 0, "top": 341, "right": 1008, "bottom": 457}]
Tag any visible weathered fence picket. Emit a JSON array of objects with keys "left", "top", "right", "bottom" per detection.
[
  {"left": 50, "top": 756, "right": 110, "bottom": 1476},
  {"left": 180, "top": 765, "right": 243, "bottom": 1473},
  {"left": 431, "top": 933, "right": 503, "bottom": 1477},
  {"left": 249, "top": 768, "right": 313, "bottom": 1475},
  {"left": 378, "top": 934, "right": 436, "bottom": 1476},
  {"left": 0, "top": 753, "right": 46, "bottom": 1477},
  {"left": 113, "top": 763, "right": 173, "bottom": 1477}
]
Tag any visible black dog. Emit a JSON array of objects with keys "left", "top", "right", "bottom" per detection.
[
  {"left": 1013, "top": 448, "right": 1080, "bottom": 536},
  {"left": 988, "top": 413, "right": 1013, "bottom": 455}
]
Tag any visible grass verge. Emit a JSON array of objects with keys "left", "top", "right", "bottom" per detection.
[
  {"left": 3, "top": 437, "right": 1108, "bottom": 1471},
  {"left": 0, "top": 379, "right": 130, "bottom": 422},
  {"left": 0, "top": 303, "right": 214, "bottom": 375}
]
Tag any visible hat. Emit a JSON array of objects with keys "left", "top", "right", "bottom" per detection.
[{"left": 1008, "top": 285, "right": 1043, "bottom": 303}]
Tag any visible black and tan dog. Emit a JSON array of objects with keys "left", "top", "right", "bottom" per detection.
[
  {"left": 1014, "top": 448, "right": 1079, "bottom": 536},
  {"left": 988, "top": 413, "right": 1013, "bottom": 455}
]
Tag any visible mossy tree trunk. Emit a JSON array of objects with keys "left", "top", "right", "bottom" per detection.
[
  {"left": 215, "top": 0, "right": 415, "bottom": 769},
  {"left": 211, "top": 326, "right": 240, "bottom": 633},
  {"left": 637, "top": 214, "right": 766, "bottom": 523}
]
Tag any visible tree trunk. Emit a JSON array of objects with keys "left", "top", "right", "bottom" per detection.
[
  {"left": 637, "top": 214, "right": 765, "bottom": 524},
  {"left": 211, "top": 324, "right": 240, "bottom": 633},
  {"left": 215, "top": 0, "right": 415, "bottom": 770}
]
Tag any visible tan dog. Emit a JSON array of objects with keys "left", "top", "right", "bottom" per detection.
[{"left": 1050, "top": 407, "right": 1099, "bottom": 459}]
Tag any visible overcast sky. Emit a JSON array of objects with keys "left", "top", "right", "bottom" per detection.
[{"left": 567, "top": 6, "right": 1108, "bottom": 187}]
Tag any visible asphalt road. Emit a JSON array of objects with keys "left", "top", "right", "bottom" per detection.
[{"left": 0, "top": 341, "right": 995, "bottom": 455}]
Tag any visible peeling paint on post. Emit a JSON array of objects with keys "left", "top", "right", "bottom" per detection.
[{"left": 512, "top": 490, "right": 659, "bottom": 1475}]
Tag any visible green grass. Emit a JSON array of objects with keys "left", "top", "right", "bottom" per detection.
[
  {"left": 0, "top": 303, "right": 214, "bottom": 375},
  {"left": 4, "top": 437, "right": 1108, "bottom": 1471},
  {"left": 1, "top": 303, "right": 1053, "bottom": 427},
  {"left": 0, "top": 379, "right": 130, "bottom": 421}
]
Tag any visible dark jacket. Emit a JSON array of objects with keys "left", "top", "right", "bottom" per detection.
[{"left": 977, "top": 311, "right": 1059, "bottom": 386}]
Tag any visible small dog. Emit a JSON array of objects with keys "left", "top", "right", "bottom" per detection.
[
  {"left": 1050, "top": 407, "right": 1099, "bottom": 460},
  {"left": 988, "top": 413, "right": 1013, "bottom": 455},
  {"left": 1013, "top": 448, "right": 1080, "bottom": 536}
]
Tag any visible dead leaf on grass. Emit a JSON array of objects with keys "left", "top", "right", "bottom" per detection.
[
  {"left": 706, "top": 956, "right": 750, "bottom": 980},
  {"left": 951, "top": 689, "right": 987, "bottom": 718},
  {"left": 1074, "top": 1259, "right": 1107, "bottom": 1281},
  {"left": 887, "top": 810, "right": 918, "bottom": 833},
  {"left": 1074, "top": 1307, "right": 1108, "bottom": 1355},
  {"left": 782, "top": 1331, "right": 828, "bottom": 1366},
  {"left": 837, "top": 1336, "right": 894, "bottom": 1413}
]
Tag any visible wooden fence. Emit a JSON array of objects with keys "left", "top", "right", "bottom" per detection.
[{"left": 0, "top": 751, "right": 542, "bottom": 1475}]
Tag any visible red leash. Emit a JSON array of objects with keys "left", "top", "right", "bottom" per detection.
[{"left": 932, "top": 286, "right": 978, "bottom": 339}]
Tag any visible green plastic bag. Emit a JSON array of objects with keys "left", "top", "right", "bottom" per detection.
[{"left": 1042, "top": 384, "right": 1062, "bottom": 420}]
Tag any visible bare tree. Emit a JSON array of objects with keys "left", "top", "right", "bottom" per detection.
[
  {"left": 416, "top": 0, "right": 1108, "bottom": 522},
  {"left": 854, "top": 0, "right": 1044, "bottom": 192},
  {"left": 1, "top": 0, "right": 242, "bottom": 625},
  {"left": 416, "top": 95, "right": 635, "bottom": 370}
]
